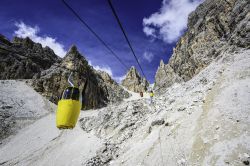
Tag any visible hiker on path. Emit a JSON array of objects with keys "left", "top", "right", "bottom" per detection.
[
  {"left": 140, "top": 92, "right": 143, "bottom": 97},
  {"left": 149, "top": 90, "right": 154, "bottom": 104}
]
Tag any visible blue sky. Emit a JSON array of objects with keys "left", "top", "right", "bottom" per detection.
[{"left": 0, "top": 0, "right": 202, "bottom": 83}]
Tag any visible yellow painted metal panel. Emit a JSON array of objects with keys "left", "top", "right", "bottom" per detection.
[{"left": 56, "top": 99, "right": 81, "bottom": 129}]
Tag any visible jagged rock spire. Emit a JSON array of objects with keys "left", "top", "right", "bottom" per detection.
[
  {"left": 61, "top": 45, "right": 88, "bottom": 71},
  {"left": 64, "top": 45, "right": 83, "bottom": 59},
  {"left": 121, "top": 66, "right": 149, "bottom": 92}
]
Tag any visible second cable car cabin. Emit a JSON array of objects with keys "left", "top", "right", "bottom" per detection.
[{"left": 56, "top": 86, "right": 82, "bottom": 129}]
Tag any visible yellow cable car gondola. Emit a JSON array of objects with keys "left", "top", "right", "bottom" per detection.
[{"left": 56, "top": 72, "right": 83, "bottom": 129}]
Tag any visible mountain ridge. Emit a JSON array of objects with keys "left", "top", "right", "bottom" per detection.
[{"left": 0, "top": 35, "right": 61, "bottom": 79}]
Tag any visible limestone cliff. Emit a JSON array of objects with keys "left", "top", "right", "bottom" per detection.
[
  {"left": 95, "top": 70, "right": 130, "bottom": 103},
  {"left": 155, "top": 0, "right": 249, "bottom": 90}
]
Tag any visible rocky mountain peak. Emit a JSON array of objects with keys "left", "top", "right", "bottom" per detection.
[
  {"left": 63, "top": 45, "right": 83, "bottom": 60},
  {"left": 32, "top": 45, "right": 129, "bottom": 109},
  {"left": 122, "top": 66, "right": 149, "bottom": 92},
  {"left": 130, "top": 66, "right": 136, "bottom": 71},
  {"left": 126, "top": 66, "right": 140, "bottom": 78},
  {"left": 12, "top": 36, "right": 36, "bottom": 48},
  {"left": 67, "top": 45, "right": 79, "bottom": 56},
  {"left": 61, "top": 45, "right": 88, "bottom": 71}
]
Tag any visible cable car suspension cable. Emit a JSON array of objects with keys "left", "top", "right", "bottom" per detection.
[
  {"left": 107, "top": 0, "right": 148, "bottom": 81},
  {"left": 61, "top": 0, "right": 129, "bottom": 71}
]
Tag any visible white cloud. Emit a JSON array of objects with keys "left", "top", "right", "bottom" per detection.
[
  {"left": 143, "top": 26, "right": 156, "bottom": 37},
  {"left": 89, "top": 61, "right": 125, "bottom": 83},
  {"left": 143, "top": 51, "right": 154, "bottom": 62},
  {"left": 143, "top": 0, "right": 203, "bottom": 43},
  {"left": 14, "top": 22, "right": 67, "bottom": 57}
]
